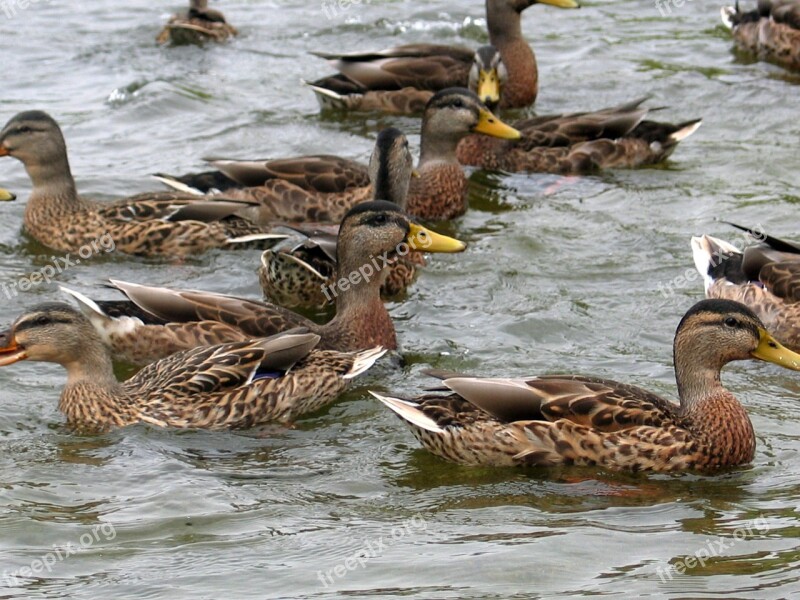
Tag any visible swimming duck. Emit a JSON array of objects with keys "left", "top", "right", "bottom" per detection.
[
  {"left": 159, "top": 89, "right": 520, "bottom": 222},
  {"left": 61, "top": 200, "right": 466, "bottom": 366},
  {"left": 258, "top": 128, "right": 425, "bottom": 309},
  {"left": 0, "top": 188, "right": 15, "bottom": 201},
  {"left": 721, "top": 1, "right": 800, "bottom": 71},
  {"left": 455, "top": 92, "right": 702, "bottom": 173},
  {"left": 372, "top": 299, "right": 800, "bottom": 472},
  {"left": 692, "top": 224, "right": 800, "bottom": 351},
  {"left": 0, "top": 303, "right": 384, "bottom": 432},
  {"left": 306, "top": 0, "right": 580, "bottom": 114},
  {"left": 0, "top": 111, "right": 281, "bottom": 257},
  {"left": 157, "top": 0, "right": 238, "bottom": 45}
]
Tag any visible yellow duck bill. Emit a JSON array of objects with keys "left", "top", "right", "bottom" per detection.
[
  {"left": 473, "top": 109, "right": 521, "bottom": 140},
  {"left": 751, "top": 328, "right": 800, "bottom": 371},
  {"left": 407, "top": 223, "right": 467, "bottom": 253}
]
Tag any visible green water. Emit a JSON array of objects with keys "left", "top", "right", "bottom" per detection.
[{"left": 1, "top": 0, "right": 799, "bottom": 598}]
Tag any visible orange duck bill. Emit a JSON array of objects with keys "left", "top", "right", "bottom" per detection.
[{"left": 0, "top": 331, "right": 26, "bottom": 366}]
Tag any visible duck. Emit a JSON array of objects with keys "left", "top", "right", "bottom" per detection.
[
  {"left": 0, "top": 303, "right": 384, "bottom": 432},
  {"left": 0, "top": 111, "right": 282, "bottom": 258},
  {"left": 692, "top": 223, "right": 800, "bottom": 351},
  {"left": 258, "top": 128, "right": 425, "bottom": 309},
  {"left": 371, "top": 299, "right": 800, "bottom": 472},
  {"left": 455, "top": 89, "right": 702, "bottom": 173},
  {"left": 306, "top": 0, "right": 580, "bottom": 114},
  {"left": 60, "top": 200, "right": 466, "bottom": 366},
  {"left": 157, "top": 0, "right": 238, "bottom": 46},
  {"left": 0, "top": 188, "right": 15, "bottom": 201},
  {"left": 721, "top": 1, "right": 800, "bottom": 72},
  {"left": 158, "top": 89, "right": 521, "bottom": 222}
]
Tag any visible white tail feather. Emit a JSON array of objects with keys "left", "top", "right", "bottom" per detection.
[
  {"left": 669, "top": 120, "right": 702, "bottom": 143},
  {"left": 345, "top": 347, "right": 387, "bottom": 379},
  {"left": 690, "top": 234, "right": 741, "bottom": 292},
  {"left": 370, "top": 392, "right": 444, "bottom": 433},
  {"left": 151, "top": 174, "right": 204, "bottom": 195}
]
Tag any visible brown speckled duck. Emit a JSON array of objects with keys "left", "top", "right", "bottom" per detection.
[
  {"left": 0, "top": 111, "right": 282, "bottom": 257},
  {"left": 258, "top": 128, "right": 425, "bottom": 309},
  {"left": 372, "top": 300, "right": 800, "bottom": 472},
  {"left": 0, "top": 303, "right": 384, "bottom": 432},
  {"left": 306, "top": 0, "right": 579, "bottom": 114},
  {"left": 693, "top": 224, "right": 800, "bottom": 352},
  {"left": 456, "top": 92, "right": 702, "bottom": 173},
  {"left": 160, "top": 89, "right": 520, "bottom": 221},
  {"left": 721, "top": 1, "right": 800, "bottom": 71},
  {"left": 157, "top": 0, "right": 238, "bottom": 45},
  {"left": 61, "top": 201, "right": 466, "bottom": 366}
]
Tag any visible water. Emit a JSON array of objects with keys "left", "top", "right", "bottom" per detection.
[{"left": 1, "top": 0, "right": 799, "bottom": 597}]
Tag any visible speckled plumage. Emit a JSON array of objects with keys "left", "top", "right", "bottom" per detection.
[
  {"left": 306, "top": 0, "right": 579, "bottom": 114},
  {"left": 0, "top": 111, "right": 281, "bottom": 258},
  {"left": 722, "top": 0, "right": 800, "bottom": 71},
  {"left": 373, "top": 300, "right": 800, "bottom": 472},
  {"left": 0, "top": 304, "right": 385, "bottom": 433}
]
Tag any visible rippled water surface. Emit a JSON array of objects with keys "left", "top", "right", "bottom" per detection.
[{"left": 1, "top": 0, "right": 799, "bottom": 598}]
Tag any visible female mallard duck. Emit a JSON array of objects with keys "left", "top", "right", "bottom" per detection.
[
  {"left": 259, "top": 128, "right": 425, "bottom": 309},
  {"left": 0, "top": 111, "right": 281, "bottom": 257},
  {"left": 160, "top": 89, "right": 520, "bottom": 222},
  {"left": 61, "top": 200, "right": 466, "bottom": 366},
  {"left": 721, "top": 1, "right": 800, "bottom": 71},
  {"left": 0, "top": 188, "right": 15, "bottom": 201},
  {"left": 306, "top": 0, "right": 579, "bottom": 114},
  {"left": 0, "top": 303, "right": 384, "bottom": 432},
  {"left": 455, "top": 88, "right": 702, "bottom": 173},
  {"left": 692, "top": 224, "right": 800, "bottom": 351},
  {"left": 372, "top": 300, "right": 800, "bottom": 472},
  {"left": 157, "top": 0, "right": 237, "bottom": 46}
]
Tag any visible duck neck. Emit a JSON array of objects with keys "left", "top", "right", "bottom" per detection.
[
  {"left": 419, "top": 128, "right": 459, "bottom": 167},
  {"left": 25, "top": 150, "right": 85, "bottom": 214},
  {"left": 487, "top": 2, "right": 537, "bottom": 107},
  {"left": 487, "top": 2, "right": 524, "bottom": 47},
  {"left": 673, "top": 337, "right": 727, "bottom": 412}
]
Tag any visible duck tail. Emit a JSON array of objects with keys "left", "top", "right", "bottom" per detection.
[
  {"left": 370, "top": 392, "right": 444, "bottom": 433},
  {"left": 668, "top": 119, "right": 703, "bottom": 144},
  {"left": 691, "top": 234, "right": 743, "bottom": 292},
  {"left": 344, "top": 347, "right": 388, "bottom": 379}
]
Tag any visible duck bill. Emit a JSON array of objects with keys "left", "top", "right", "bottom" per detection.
[
  {"left": 0, "top": 333, "right": 26, "bottom": 366},
  {"left": 538, "top": 0, "right": 580, "bottom": 8},
  {"left": 473, "top": 109, "right": 520, "bottom": 140},
  {"left": 751, "top": 328, "right": 800, "bottom": 371},
  {"left": 0, "top": 147, "right": 8, "bottom": 157},
  {"left": 477, "top": 71, "right": 500, "bottom": 107},
  {"left": 407, "top": 223, "right": 466, "bottom": 253},
  {"left": 0, "top": 189, "right": 15, "bottom": 201}
]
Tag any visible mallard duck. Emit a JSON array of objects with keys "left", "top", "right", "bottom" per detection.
[
  {"left": 61, "top": 200, "right": 466, "bottom": 366},
  {"left": 692, "top": 224, "right": 800, "bottom": 351},
  {"left": 0, "top": 303, "right": 384, "bottom": 432},
  {"left": 306, "top": 0, "right": 580, "bottom": 114},
  {"left": 721, "top": 1, "right": 800, "bottom": 71},
  {"left": 0, "top": 111, "right": 283, "bottom": 257},
  {"left": 157, "top": 0, "right": 238, "bottom": 46},
  {"left": 372, "top": 299, "right": 800, "bottom": 472},
  {"left": 159, "top": 89, "right": 520, "bottom": 222},
  {"left": 456, "top": 92, "right": 702, "bottom": 173},
  {"left": 258, "top": 128, "right": 425, "bottom": 309},
  {"left": 0, "top": 188, "right": 15, "bottom": 201}
]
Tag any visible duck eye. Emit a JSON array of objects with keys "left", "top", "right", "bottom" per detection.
[
  {"left": 724, "top": 317, "right": 738, "bottom": 328},
  {"left": 452, "top": 99, "right": 465, "bottom": 109},
  {"left": 14, "top": 126, "right": 32, "bottom": 135},
  {"left": 369, "top": 214, "right": 388, "bottom": 226},
  {"left": 35, "top": 315, "right": 51, "bottom": 327}
]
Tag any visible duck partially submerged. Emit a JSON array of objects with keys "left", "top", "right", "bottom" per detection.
[
  {"left": 0, "top": 303, "right": 384, "bottom": 432},
  {"left": 159, "top": 89, "right": 520, "bottom": 221},
  {"left": 258, "top": 128, "right": 425, "bottom": 309},
  {"left": 157, "top": 0, "right": 238, "bottom": 46},
  {"left": 0, "top": 111, "right": 282, "bottom": 257},
  {"left": 721, "top": 1, "right": 800, "bottom": 71},
  {"left": 307, "top": 0, "right": 579, "bottom": 114},
  {"left": 62, "top": 201, "right": 466, "bottom": 366},
  {"left": 373, "top": 300, "right": 800, "bottom": 472},
  {"left": 692, "top": 224, "right": 800, "bottom": 351},
  {"left": 456, "top": 93, "right": 702, "bottom": 173}
]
